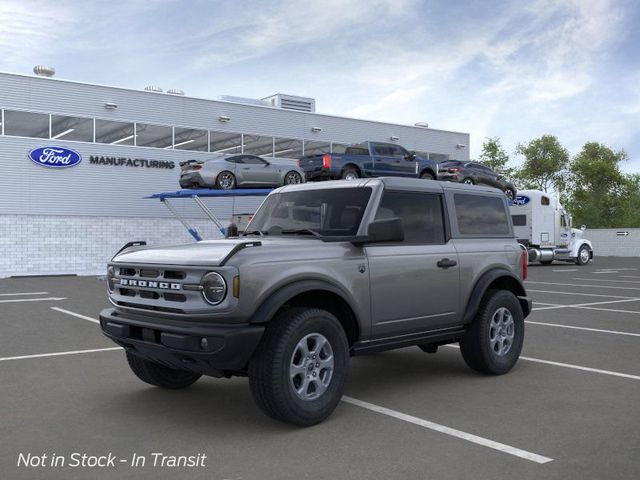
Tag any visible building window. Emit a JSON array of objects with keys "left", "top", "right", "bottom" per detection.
[
  {"left": 50, "top": 115, "right": 93, "bottom": 142},
  {"left": 3, "top": 110, "right": 49, "bottom": 139},
  {"left": 95, "top": 119, "right": 135, "bottom": 145},
  {"left": 173, "top": 127, "right": 208, "bottom": 151},
  {"left": 135, "top": 123, "right": 172, "bottom": 149},
  {"left": 210, "top": 131, "right": 243, "bottom": 154},
  {"left": 273, "top": 137, "right": 303, "bottom": 158},
  {"left": 303, "top": 140, "right": 330, "bottom": 156},
  {"left": 244, "top": 134, "right": 274, "bottom": 156}
]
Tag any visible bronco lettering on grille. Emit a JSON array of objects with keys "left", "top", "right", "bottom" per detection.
[{"left": 120, "top": 279, "right": 181, "bottom": 290}]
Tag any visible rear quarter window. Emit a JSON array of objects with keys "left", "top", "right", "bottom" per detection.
[{"left": 454, "top": 194, "right": 511, "bottom": 236}]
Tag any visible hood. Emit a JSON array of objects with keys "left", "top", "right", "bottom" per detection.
[{"left": 112, "top": 237, "right": 319, "bottom": 266}]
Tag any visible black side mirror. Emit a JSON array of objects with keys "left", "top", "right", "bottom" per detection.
[
  {"left": 353, "top": 217, "right": 404, "bottom": 245},
  {"left": 404, "top": 151, "right": 417, "bottom": 161}
]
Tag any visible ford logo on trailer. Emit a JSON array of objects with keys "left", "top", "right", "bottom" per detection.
[
  {"left": 28, "top": 146, "right": 82, "bottom": 168},
  {"left": 511, "top": 195, "right": 530, "bottom": 206}
]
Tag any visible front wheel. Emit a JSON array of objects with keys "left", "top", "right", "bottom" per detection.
[
  {"left": 216, "top": 171, "right": 236, "bottom": 189},
  {"left": 420, "top": 171, "right": 435, "bottom": 180},
  {"left": 463, "top": 177, "right": 475, "bottom": 185},
  {"left": 126, "top": 352, "right": 201, "bottom": 389},
  {"left": 460, "top": 290, "right": 524, "bottom": 375},
  {"left": 284, "top": 171, "right": 303, "bottom": 185},
  {"left": 576, "top": 245, "right": 591, "bottom": 265},
  {"left": 248, "top": 307, "right": 350, "bottom": 426}
]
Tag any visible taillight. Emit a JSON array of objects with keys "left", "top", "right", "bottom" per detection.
[
  {"left": 522, "top": 248, "right": 528, "bottom": 280},
  {"left": 322, "top": 153, "right": 331, "bottom": 169},
  {"left": 448, "top": 167, "right": 460, "bottom": 173},
  {"left": 297, "top": 159, "right": 301, "bottom": 167},
  {"left": 192, "top": 165, "right": 202, "bottom": 170}
]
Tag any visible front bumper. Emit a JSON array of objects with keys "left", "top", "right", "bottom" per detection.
[
  {"left": 99, "top": 308, "right": 264, "bottom": 377},
  {"left": 437, "top": 173, "right": 461, "bottom": 182}
]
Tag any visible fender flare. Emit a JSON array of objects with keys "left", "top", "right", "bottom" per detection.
[
  {"left": 463, "top": 268, "right": 529, "bottom": 323},
  {"left": 571, "top": 239, "right": 593, "bottom": 258},
  {"left": 249, "top": 279, "right": 359, "bottom": 325}
]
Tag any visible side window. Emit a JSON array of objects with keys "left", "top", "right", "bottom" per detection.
[
  {"left": 512, "top": 215, "right": 527, "bottom": 226},
  {"left": 243, "top": 155, "right": 267, "bottom": 165},
  {"left": 541, "top": 196, "right": 550, "bottom": 206},
  {"left": 375, "top": 191, "right": 445, "bottom": 244},
  {"left": 225, "top": 156, "right": 243, "bottom": 164},
  {"left": 454, "top": 194, "right": 511, "bottom": 236},
  {"left": 389, "top": 145, "right": 407, "bottom": 158},
  {"left": 373, "top": 144, "right": 392, "bottom": 156}
]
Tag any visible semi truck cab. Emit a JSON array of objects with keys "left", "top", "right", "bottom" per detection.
[{"left": 509, "top": 190, "right": 593, "bottom": 265}]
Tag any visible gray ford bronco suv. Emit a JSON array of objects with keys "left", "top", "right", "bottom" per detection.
[{"left": 100, "top": 177, "right": 531, "bottom": 426}]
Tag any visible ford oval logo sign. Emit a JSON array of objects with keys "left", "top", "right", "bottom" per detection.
[
  {"left": 28, "top": 146, "right": 82, "bottom": 168},
  {"left": 511, "top": 195, "right": 530, "bottom": 206}
]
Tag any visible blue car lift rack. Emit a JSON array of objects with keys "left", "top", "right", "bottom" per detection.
[{"left": 145, "top": 188, "right": 273, "bottom": 241}]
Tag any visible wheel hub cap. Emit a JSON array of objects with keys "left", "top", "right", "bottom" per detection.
[
  {"left": 289, "top": 333, "right": 334, "bottom": 401},
  {"left": 489, "top": 307, "right": 515, "bottom": 356}
]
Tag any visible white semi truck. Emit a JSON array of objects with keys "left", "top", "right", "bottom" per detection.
[{"left": 509, "top": 190, "right": 593, "bottom": 265}]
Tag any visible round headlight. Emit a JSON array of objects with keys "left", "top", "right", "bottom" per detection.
[
  {"left": 106, "top": 266, "right": 115, "bottom": 293},
  {"left": 201, "top": 272, "right": 227, "bottom": 305}
]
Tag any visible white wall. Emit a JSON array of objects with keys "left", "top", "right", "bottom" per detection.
[{"left": 584, "top": 228, "right": 640, "bottom": 257}]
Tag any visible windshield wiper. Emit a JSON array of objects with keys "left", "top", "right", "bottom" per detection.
[{"left": 280, "top": 229, "right": 322, "bottom": 238}]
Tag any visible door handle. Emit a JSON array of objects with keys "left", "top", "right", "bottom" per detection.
[{"left": 437, "top": 258, "right": 457, "bottom": 269}]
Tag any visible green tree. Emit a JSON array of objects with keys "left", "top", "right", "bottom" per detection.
[
  {"left": 514, "top": 135, "right": 569, "bottom": 192},
  {"left": 478, "top": 137, "right": 513, "bottom": 177},
  {"left": 567, "top": 142, "right": 631, "bottom": 228}
]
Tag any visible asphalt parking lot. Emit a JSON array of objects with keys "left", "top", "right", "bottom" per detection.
[{"left": 1, "top": 257, "right": 639, "bottom": 480}]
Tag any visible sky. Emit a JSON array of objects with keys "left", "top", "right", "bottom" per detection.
[{"left": 1, "top": 0, "right": 639, "bottom": 172}]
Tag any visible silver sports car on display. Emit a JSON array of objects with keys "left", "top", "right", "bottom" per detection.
[{"left": 179, "top": 154, "right": 306, "bottom": 189}]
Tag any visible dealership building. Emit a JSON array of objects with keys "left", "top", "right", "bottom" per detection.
[{"left": 0, "top": 69, "right": 470, "bottom": 278}]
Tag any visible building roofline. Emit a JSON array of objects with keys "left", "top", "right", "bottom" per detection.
[{"left": 0, "top": 70, "right": 470, "bottom": 137}]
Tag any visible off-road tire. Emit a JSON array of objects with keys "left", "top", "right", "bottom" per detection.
[
  {"left": 420, "top": 171, "right": 435, "bottom": 180},
  {"left": 248, "top": 307, "right": 350, "bottom": 426},
  {"left": 505, "top": 188, "right": 516, "bottom": 200},
  {"left": 576, "top": 245, "right": 591, "bottom": 266},
  {"left": 341, "top": 167, "right": 360, "bottom": 180},
  {"left": 460, "top": 290, "right": 524, "bottom": 375},
  {"left": 126, "top": 352, "right": 202, "bottom": 389}
]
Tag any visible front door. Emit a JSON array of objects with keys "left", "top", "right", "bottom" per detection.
[{"left": 365, "top": 190, "right": 460, "bottom": 338}]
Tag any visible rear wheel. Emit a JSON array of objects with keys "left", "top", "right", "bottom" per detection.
[
  {"left": 463, "top": 177, "right": 475, "bottom": 185},
  {"left": 248, "top": 307, "right": 350, "bottom": 426},
  {"left": 284, "top": 171, "right": 303, "bottom": 185},
  {"left": 460, "top": 290, "right": 524, "bottom": 375},
  {"left": 216, "top": 171, "right": 236, "bottom": 189},
  {"left": 420, "top": 171, "right": 435, "bottom": 180},
  {"left": 576, "top": 245, "right": 591, "bottom": 265},
  {"left": 341, "top": 167, "right": 359, "bottom": 180},
  {"left": 126, "top": 352, "right": 201, "bottom": 389}
]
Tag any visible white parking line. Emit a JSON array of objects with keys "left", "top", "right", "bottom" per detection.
[
  {"left": 51, "top": 307, "right": 99, "bottom": 324},
  {"left": 342, "top": 396, "right": 553, "bottom": 464},
  {"left": 444, "top": 345, "right": 640, "bottom": 381},
  {"left": 621, "top": 275, "right": 640, "bottom": 279},
  {"left": 573, "top": 278, "right": 640, "bottom": 284},
  {"left": 527, "top": 289, "right": 638, "bottom": 299},
  {"left": 575, "top": 306, "right": 640, "bottom": 315},
  {"left": 0, "top": 347, "right": 122, "bottom": 362},
  {"left": 526, "top": 321, "right": 640, "bottom": 337},
  {"left": 0, "top": 292, "right": 49, "bottom": 296},
  {"left": 0, "top": 297, "right": 67, "bottom": 304},
  {"left": 552, "top": 269, "right": 578, "bottom": 272},
  {"left": 532, "top": 298, "right": 640, "bottom": 311},
  {"left": 527, "top": 281, "right": 640, "bottom": 291}
]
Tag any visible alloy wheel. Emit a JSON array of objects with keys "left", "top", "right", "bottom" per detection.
[
  {"left": 489, "top": 307, "right": 515, "bottom": 356},
  {"left": 289, "top": 333, "right": 334, "bottom": 401}
]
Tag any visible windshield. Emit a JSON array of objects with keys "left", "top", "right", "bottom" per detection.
[{"left": 246, "top": 187, "right": 372, "bottom": 237}]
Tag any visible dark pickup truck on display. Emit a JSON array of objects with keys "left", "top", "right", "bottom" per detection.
[
  {"left": 299, "top": 141, "right": 438, "bottom": 182},
  {"left": 100, "top": 177, "right": 531, "bottom": 426}
]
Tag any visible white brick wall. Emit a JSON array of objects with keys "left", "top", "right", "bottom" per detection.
[
  {"left": 584, "top": 228, "right": 640, "bottom": 257},
  {"left": 0, "top": 215, "right": 225, "bottom": 278}
]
